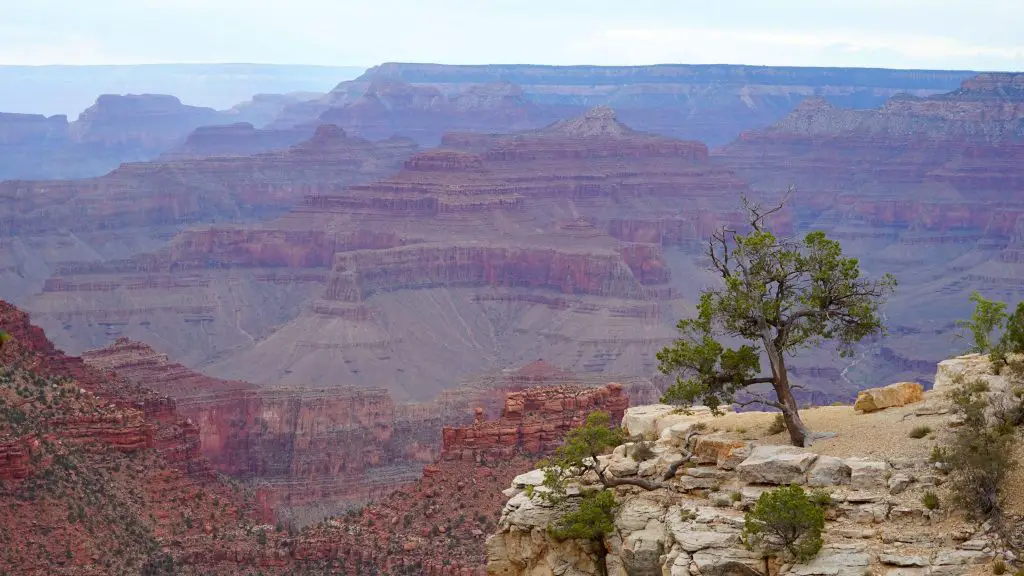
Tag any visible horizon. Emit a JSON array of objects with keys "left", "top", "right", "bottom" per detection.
[{"left": 4, "top": 1, "right": 1023, "bottom": 71}]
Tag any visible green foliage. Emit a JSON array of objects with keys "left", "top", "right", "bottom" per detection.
[
  {"left": 908, "top": 425, "right": 932, "bottom": 439},
  {"left": 547, "top": 490, "right": 618, "bottom": 542},
  {"left": 766, "top": 414, "right": 787, "bottom": 435},
  {"left": 0, "top": 331, "right": 10, "bottom": 349},
  {"left": 934, "top": 375, "right": 1017, "bottom": 519},
  {"left": 540, "top": 411, "right": 625, "bottom": 498},
  {"left": 959, "top": 292, "right": 1009, "bottom": 354},
  {"left": 922, "top": 491, "right": 940, "bottom": 510},
  {"left": 742, "top": 485, "right": 825, "bottom": 563},
  {"left": 657, "top": 200, "right": 895, "bottom": 445}
]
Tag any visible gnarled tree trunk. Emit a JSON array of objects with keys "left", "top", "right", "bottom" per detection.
[{"left": 765, "top": 339, "right": 810, "bottom": 447}]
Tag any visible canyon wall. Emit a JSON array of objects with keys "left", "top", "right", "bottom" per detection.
[
  {"left": 273, "top": 63, "right": 975, "bottom": 146},
  {"left": 0, "top": 299, "right": 292, "bottom": 574}
]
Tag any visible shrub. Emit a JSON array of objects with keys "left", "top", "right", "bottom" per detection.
[
  {"left": 742, "top": 485, "right": 825, "bottom": 563},
  {"left": 922, "top": 490, "right": 940, "bottom": 510},
  {"left": 548, "top": 490, "right": 617, "bottom": 542},
  {"left": 936, "top": 375, "right": 1016, "bottom": 519},
  {"left": 729, "top": 491, "right": 742, "bottom": 502},
  {"left": 993, "top": 559, "right": 1007, "bottom": 575},
  {"left": 766, "top": 414, "right": 787, "bottom": 436},
  {"left": 909, "top": 425, "right": 932, "bottom": 439}
]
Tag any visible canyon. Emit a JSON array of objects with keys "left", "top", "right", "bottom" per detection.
[
  {"left": 25, "top": 106, "right": 751, "bottom": 402},
  {"left": 81, "top": 337, "right": 650, "bottom": 526},
  {"left": 0, "top": 296, "right": 637, "bottom": 573}
]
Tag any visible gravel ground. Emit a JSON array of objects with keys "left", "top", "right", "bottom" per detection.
[{"left": 702, "top": 392, "right": 949, "bottom": 461}]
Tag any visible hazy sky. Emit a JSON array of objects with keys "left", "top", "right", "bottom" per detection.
[{"left": 3, "top": 0, "right": 1023, "bottom": 70}]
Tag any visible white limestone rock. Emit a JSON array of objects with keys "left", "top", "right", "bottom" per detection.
[{"left": 736, "top": 445, "right": 818, "bottom": 485}]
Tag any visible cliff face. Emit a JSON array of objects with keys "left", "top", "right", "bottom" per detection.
[
  {"left": 717, "top": 72, "right": 1024, "bottom": 398},
  {"left": 273, "top": 63, "right": 975, "bottom": 146},
  {"left": 486, "top": 383, "right": 1009, "bottom": 576},
  {"left": 0, "top": 300, "right": 294, "bottom": 574},
  {"left": 441, "top": 383, "right": 629, "bottom": 461}
]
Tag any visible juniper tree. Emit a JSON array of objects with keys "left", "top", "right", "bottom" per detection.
[{"left": 657, "top": 197, "right": 896, "bottom": 446}]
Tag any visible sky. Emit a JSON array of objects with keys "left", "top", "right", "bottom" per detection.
[{"left": 2, "top": 0, "right": 1023, "bottom": 71}]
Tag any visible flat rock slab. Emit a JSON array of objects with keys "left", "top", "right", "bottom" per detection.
[{"left": 736, "top": 445, "right": 818, "bottom": 485}]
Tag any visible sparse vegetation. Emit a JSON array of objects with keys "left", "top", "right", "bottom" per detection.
[
  {"left": 909, "top": 425, "right": 932, "bottom": 439},
  {"left": 742, "top": 485, "right": 825, "bottom": 565},
  {"left": 656, "top": 196, "right": 896, "bottom": 446},
  {"left": 994, "top": 559, "right": 1007, "bottom": 575},
  {"left": 766, "top": 414, "right": 787, "bottom": 435},
  {"left": 922, "top": 490, "right": 940, "bottom": 510},
  {"left": 932, "top": 375, "right": 1016, "bottom": 520}
]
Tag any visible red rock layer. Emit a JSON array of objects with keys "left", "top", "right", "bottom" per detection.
[
  {"left": 0, "top": 299, "right": 293, "bottom": 574},
  {"left": 441, "top": 382, "right": 628, "bottom": 461}
]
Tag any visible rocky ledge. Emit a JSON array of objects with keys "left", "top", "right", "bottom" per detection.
[{"left": 486, "top": 358, "right": 1015, "bottom": 576}]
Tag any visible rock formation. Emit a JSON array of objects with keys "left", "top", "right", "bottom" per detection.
[
  {"left": 1, "top": 125, "right": 416, "bottom": 306},
  {"left": 0, "top": 94, "right": 239, "bottom": 180},
  {"left": 485, "top": 365, "right": 1013, "bottom": 576},
  {"left": 157, "top": 122, "right": 316, "bottom": 160},
  {"left": 441, "top": 383, "right": 629, "bottom": 461},
  {"left": 0, "top": 299, "right": 295, "bottom": 574},
  {"left": 273, "top": 63, "right": 975, "bottom": 146}
]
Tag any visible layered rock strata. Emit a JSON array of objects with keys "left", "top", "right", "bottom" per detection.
[
  {"left": 0, "top": 299, "right": 292, "bottom": 574},
  {"left": 29, "top": 107, "right": 746, "bottom": 401},
  {"left": 274, "top": 63, "right": 975, "bottom": 146},
  {"left": 441, "top": 383, "right": 629, "bottom": 461}
]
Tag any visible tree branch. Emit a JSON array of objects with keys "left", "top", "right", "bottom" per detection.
[{"left": 662, "top": 429, "right": 700, "bottom": 480}]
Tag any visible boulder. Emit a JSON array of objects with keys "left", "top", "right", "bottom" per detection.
[
  {"left": 616, "top": 497, "right": 666, "bottom": 532},
  {"left": 847, "top": 458, "right": 889, "bottom": 491},
  {"left": 887, "top": 473, "right": 914, "bottom": 495},
  {"left": 853, "top": 382, "right": 924, "bottom": 413},
  {"left": 735, "top": 445, "right": 818, "bottom": 485},
  {"left": 621, "top": 526, "right": 665, "bottom": 576},
  {"left": 621, "top": 405, "right": 678, "bottom": 438},
  {"left": 933, "top": 353, "right": 1004, "bottom": 395},
  {"left": 607, "top": 457, "right": 640, "bottom": 478},
  {"left": 692, "top": 435, "right": 750, "bottom": 466},
  {"left": 807, "top": 455, "right": 852, "bottom": 486},
  {"left": 510, "top": 469, "right": 546, "bottom": 488}
]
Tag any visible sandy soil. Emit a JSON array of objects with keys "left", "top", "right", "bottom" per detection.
[{"left": 697, "top": 392, "right": 949, "bottom": 461}]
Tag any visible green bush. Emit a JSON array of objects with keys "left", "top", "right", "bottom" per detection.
[
  {"left": 766, "top": 414, "right": 787, "bottom": 435},
  {"left": 909, "top": 425, "right": 932, "bottom": 439},
  {"left": 922, "top": 490, "right": 940, "bottom": 510},
  {"left": 742, "top": 485, "right": 825, "bottom": 562},
  {"left": 548, "top": 490, "right": 617, "bottom": 542},
  {"left": 937, "top": 375, "right": 1017, "bottom": 519}
]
